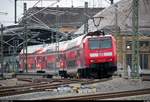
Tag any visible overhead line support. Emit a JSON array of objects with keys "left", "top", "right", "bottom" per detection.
[
  {"left": 131, "top": 0, "right": 140, "bottom": 79},
  {"left": 0, "top": 24, "right": 4, "bottom": 79}
]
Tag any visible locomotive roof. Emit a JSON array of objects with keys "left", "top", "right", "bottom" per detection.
[{"left": 65, "top": 32, "right": 113, "bottom": 50}]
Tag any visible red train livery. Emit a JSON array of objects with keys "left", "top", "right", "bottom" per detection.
[{"left": 19, "top": 31, "right": 117, "bottom": 78}]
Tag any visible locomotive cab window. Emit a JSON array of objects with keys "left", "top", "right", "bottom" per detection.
[
  {"left": 89, "top": 37, "right": 112, "bottom": 50},
  {"left": 89, "top": 38, "right": 99, "bottom": 50}
]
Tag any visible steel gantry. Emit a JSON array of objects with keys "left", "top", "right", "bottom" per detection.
[
  {"left": 22, "top": 3, "right": 28, "bottom": 73},
  {"left": 131, "top": 0, "right": 140, "bottom": 79}
]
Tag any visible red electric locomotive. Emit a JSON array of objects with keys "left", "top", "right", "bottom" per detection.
[
  {"left": 59, "top": 31, "right": 117, "bottom": 78},
  {"left": 19, "top": 30, "right": 117, "bottom": 78}
]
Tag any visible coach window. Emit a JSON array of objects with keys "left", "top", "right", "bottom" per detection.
[
  {"left": 67, "top": 60, "right": 76, "bottom": 67},
  {"left": 32, "top": 64, "right": 36, "bottom": 69},
  {"left": 46, "top": 49, "right": 53, "bottom": 53},
  {"left": 59, "top": 54, "right": 66, "bottom": 60}
]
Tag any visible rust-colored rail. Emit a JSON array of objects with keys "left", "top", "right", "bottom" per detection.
[
  {"left": 49, "top": 88, "right": 150, "bottom": 100},
  {"left": 0, "top": 78, "right": 108, "bottom": 97}
]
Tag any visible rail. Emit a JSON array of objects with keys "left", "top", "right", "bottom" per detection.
[
  {"left": 49, "top": 88, "right": 150, "bottom": 100},
  {"left": 0, "top": 78, "right": 110, "bottom": 97}
]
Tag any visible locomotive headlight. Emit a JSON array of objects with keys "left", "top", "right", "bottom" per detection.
[
  {"left": 104, "top": 52, "right": 112, "bottom": 56},
  {"left": 90, "top": 53, "right": 98, "bottom": 57}
]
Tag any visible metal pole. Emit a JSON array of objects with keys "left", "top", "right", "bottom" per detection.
[
  {"left": 55, "top": 5, "right": 59, "bottom": 75},
  {"left": 0, "top": 24, "right": 4, "bottom": 78},
  {"left": 84, "top": 2, "right": 88, "bottom": 34},
  {"left": 24, "top": 3, "right": 28, "bottom": 73},
  {"left": 13, "top": 40, "right": 19, "bottom": 72},
  {"left": 131, "top": 0, "right": 139, "bottom": 79},
  {"left": 15, "top": 0, "right": 17, "bottom": 23},
  {"left": 114, "top": 4, "right": 121, "bottom": 70},
  {"left": 115, "top": 4, "right": 118, "bottom": 36},
  {"left": 23, "top": 43, "right": 25, "bottom": 72}
]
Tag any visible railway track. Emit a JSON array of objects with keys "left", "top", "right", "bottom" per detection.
[
  {"left": 49, "top": 88, "right": 150, "bottom": 100},
  {"left": 0, "top": 78, "right": 109, "bottom": 97}
]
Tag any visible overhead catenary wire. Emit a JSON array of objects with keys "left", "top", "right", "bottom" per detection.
[
  {"left": 31, "top": 15, "right": 50, "bottom": 29},
  {"left": 18, "top": 0, "right": 62, "bottom": 23},
  {"left": 32, "top": 0, "right": 42, "bottom": 7}
]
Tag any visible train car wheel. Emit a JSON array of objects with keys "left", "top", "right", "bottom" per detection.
[
  {"left": 37, "top": 71, "right": 45, "bottom": 73},
  {"left": 19, "top": 71, "right": 24, "bottom": 73},
  {"left": 59, "top": 70, "right": 68, "bottom": 78}
]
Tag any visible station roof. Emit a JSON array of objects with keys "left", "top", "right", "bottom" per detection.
[
  {"left": 20, "top": 7, "right": 104, "bottom": 29},
  {"left": 0, "top": 24, "right": 68, "bottom": 56}
]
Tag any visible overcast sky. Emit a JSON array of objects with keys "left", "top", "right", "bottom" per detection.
[{"left": 0, "top": 0, "right": 121, "bottom": 26}]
